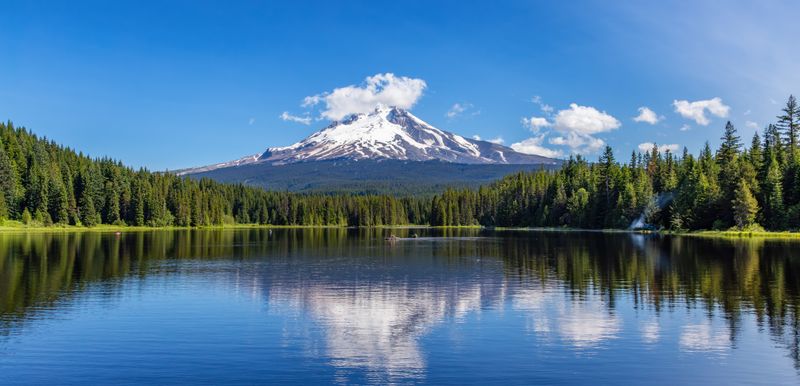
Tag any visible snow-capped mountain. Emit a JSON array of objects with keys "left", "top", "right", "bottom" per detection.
[{"left": 177, "top": 106, "right": 557, "bottom": 175}]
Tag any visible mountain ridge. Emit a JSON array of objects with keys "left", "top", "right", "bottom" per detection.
[
  {"left": 185, "top": 159, "right": 560, "bottom": 195},
  {"left": 177, "top": 106, "right": 558, "bottom": 176}
]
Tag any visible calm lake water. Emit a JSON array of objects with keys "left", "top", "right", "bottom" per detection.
[{"left": 1, "top": 228, "right": 799, "bottom": 385}]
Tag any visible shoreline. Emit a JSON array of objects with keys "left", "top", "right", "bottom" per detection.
[
  {"left": 1, "top": 222, "right": 798, "bottom": 239},
  {"left": 490, "top": 226, "right": 800, "bottom": 239},
  {"left": 0, "top": 222, "right": 436, "bottom": 234}
]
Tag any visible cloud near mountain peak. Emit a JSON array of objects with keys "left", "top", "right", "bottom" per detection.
[{"left": 302, "top": 73, "right": 427, "bottom": 121}]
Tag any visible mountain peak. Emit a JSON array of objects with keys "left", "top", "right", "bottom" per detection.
[
  {"left": 265, "top": 105, "right": 488, "bottom": 165},
  {"left": 337, "top": 105, "right": 408, "bottom": 125},
  {"left": 176, "top": 107, "right": 559, "bottom": 175}
]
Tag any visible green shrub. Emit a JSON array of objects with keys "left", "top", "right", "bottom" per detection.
[{"left": 21, "top": 208, "right": 32, "bottom": 225}]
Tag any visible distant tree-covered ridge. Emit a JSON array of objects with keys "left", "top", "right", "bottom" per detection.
[{"left": 1, "top": 95, "right": 798, "bottom": 231}]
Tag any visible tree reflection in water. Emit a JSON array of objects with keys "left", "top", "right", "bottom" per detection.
[{"left": 0, "top": 228, "right": 798, "bottom": 378}]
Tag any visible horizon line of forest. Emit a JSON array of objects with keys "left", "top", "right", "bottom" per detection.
[{"left": 0, "top": 95, "right": 799, "bottom": 231}]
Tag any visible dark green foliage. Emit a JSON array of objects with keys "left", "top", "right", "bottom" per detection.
[
  {"left": 21, "top": 207, "right": 31, "bottom": 224},
  {"left": 423, "top": 97, "right": 800, "bottom": 231},
  {"left": 732, "top": 179, "right": 758, "bottom": 229},
  {"left": 187, "top": 159, "right": 560, "bottom": 195},
  {"left": 0, "top": 122, "right": 427, "bottom": 227},
  {"left": 761, "top": 156, "right": 785, "bottom": 229},
  {"left": 2, "top": 95, "right": 799, "bottom": 231},
  {"left": 777, "top": 95, "right": 799, "bottom": 162}
]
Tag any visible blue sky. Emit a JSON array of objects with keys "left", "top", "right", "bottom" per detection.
[{"left": 1, "top": 0, "right": 798, "bottom": 169}]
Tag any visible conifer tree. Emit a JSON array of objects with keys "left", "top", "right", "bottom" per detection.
[
  {"left": 47, "top": 178, "right": 69, "bottom": 224},
  {"left": 717, "top": 121, "right": 742, "bottom": 225},
  {"left": 597, "top": 145, "right": 616, "bottom": 224},
  {"left": 78, "top": 188, "right": 98, "bottom": 226},
  {"left": 732, "top": 179, "right": 759, "bottom": 229},
  {"left": 749, "top": 132, "right": 763, "bottom": 176},
  {"left": 762, "top": 156, "right": 785, "bottom": 229},
  {"left": 21, "top": 207, "right": 32, "bottom": 225},
  {"left": 0, "top": 142, "right": 18, "bottom": 217},
  {"left": 777, "top": 95, "right": 799, "bottom": 161}
]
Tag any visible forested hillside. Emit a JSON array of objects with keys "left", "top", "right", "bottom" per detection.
[
  {"left": 0, "top": 121, "right": 427, "bottom": 227},
  {"left": 1, "top": 95, "right": 798, "bottom": 231},
  {"left": 186, "top": 159, "right": 559, "bottom": 195},
  {"left": 432, "top": 96, "right": 800, "bottom": 231}
]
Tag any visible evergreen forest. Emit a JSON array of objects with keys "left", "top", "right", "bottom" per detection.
[{"left": 1, "top": 96, "right": 798, "bottom": 231}]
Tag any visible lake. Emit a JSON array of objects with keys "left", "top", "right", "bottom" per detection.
[{"left": 1, "top": 228, "right": 799, "bottom": 385}]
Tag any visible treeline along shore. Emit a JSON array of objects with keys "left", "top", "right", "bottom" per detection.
[{"left": 1, "top": 96, "right": 799, "bottom": 232}]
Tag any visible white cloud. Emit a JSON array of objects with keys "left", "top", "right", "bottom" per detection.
[
  {"left": 512, "top": 288, "right": 619, "bottom": 348},
  {"left": 521, "top": 116, "right": 552, "bottom": 133},
  {"left": 633, "top": 106, "right": 661, "bottom": 125},
  {"left": 745, "top": 120, "right": 759, "bottom": 129},
  {"left": 554, "top": 103, "right": 621, "bottom": 135},
  {"left": 301, "top": 94, "right": 322, "bottom": 107},
  {"left": 537, "top": 103, "right": 621, "bottom": 154},
  {"left": 511, "top": 134, "right": 563, "bottom": 158},
  {"left": 487, "top": 136, "right": 504, "bottom": 145},
  {"left": 638, "top": 142, "right": 680, "bottom": 153},
  {"left": 641, "top": 321, "right": 660, "bottom": 344},
  {"left": 679, "top": 323, "right": 730, "bottom": 353},
  {"left": 672, "top": 97, "right": 730, "bottom": 125},
  {"left": 743, "top": 109, "right": 752, "bottom": 116},
  {"left": 532, "top": 95, "right": 554, "bottom": 114},
  {"left": 550, "top": 132, "right": 606, "bottom": 154},
  {"left": 471, "top": 135, "right": 504, "bottom": 145},
  {"left": 518, "top": 101, "right": 619, "bottom": 155},
  {"left": 303, "top": 73, "right": 427, "bottom": 120},
  {"left": 446, "top": 102, "right": 474, "bottom": 118},
  {"left": 280, "top": 112, "right": 312, "bottom": 125},
  {"left": 558, "top": 307, "right": 620, "bottom": 348},
  {"left": 679, "top": 124, "right": 691, "bottom": 131}
]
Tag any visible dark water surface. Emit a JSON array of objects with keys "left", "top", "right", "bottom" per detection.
[{"left": 1, "top": 229, "right": 799, "bottom": 385}]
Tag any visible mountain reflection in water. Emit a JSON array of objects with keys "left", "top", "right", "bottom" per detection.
[{"left": 0, "top": 229, "right": 798, "bottom": 384}]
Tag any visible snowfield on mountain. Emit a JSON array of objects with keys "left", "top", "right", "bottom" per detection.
[{"left": 177, "top": 106, "right": 558, "bottom": 176}]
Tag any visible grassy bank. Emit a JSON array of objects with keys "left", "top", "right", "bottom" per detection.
[
  {"left": 489, "top": 226, "right": 800, "bottom": 239},
  {"left": 679, "top": 230, "right": 800, "bottom": 239}
]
